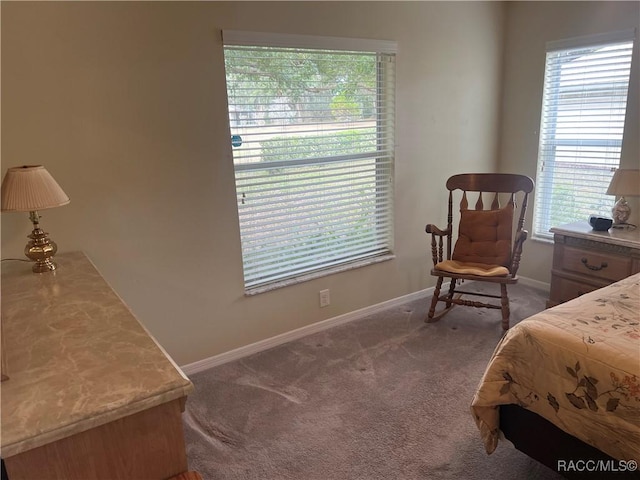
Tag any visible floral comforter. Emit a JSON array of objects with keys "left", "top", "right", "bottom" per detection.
[{"left": 471, "top": 272, "right": 640, "bottom": 461}]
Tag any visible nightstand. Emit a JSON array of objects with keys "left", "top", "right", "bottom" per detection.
[{"left": 547, "top": 222, "right": 640, "bottom": 307}]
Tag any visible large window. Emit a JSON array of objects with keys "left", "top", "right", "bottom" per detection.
[
  {"left": 223, "top": 32, "right": 396, "bottom": 291},
  {"left": 533, "top": 30, "right": 634, "bottom": 240}
]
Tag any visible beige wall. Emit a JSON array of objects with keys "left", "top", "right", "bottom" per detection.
[
  {"left": 499, "top": 1, "right": 640, "bottom": 283},
  {"left": 1, "top": 2, "right": 505, "bottom": 365}
]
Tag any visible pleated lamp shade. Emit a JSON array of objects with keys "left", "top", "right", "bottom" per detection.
[
  {"left": 1, "top": 165, "right": 70, "bottom": 212},
  {"left": 606, "top": 169, "right": 640, "bottom": 197}
]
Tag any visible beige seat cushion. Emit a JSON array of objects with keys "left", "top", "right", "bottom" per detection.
[
  {"left": 435, "top": 259, "right": 510, "bottom": 277},
  {"left": 451, "top": 205, "right": 513, "bottom": 268}
]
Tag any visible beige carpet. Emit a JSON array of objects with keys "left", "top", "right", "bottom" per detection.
[{"left": 183, "top": 282, "right": 565, "bottom": 479}]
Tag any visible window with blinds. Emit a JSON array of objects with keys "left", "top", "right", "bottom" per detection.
[
  {"left": 223, "top": 31, "right": 396, "bottom": 291},
  {"left": 533, "top": 30, "right": 635, "bottom": 240}
]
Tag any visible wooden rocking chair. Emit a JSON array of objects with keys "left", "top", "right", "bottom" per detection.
[{"left": 425, "top": 173, "right": 534, "bottom": 330}]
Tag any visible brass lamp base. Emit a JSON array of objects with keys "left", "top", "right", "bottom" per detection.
[{"left": 25, "top": 211, "right": 59, "bottom": 273}]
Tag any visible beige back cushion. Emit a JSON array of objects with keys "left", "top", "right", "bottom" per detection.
[{"left": 451, "top": 204, "right": 513, "bottom": 267}]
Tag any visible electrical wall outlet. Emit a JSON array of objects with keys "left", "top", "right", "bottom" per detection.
[{"left": 319, "top": 289, "right": 330, "bottom": 308}]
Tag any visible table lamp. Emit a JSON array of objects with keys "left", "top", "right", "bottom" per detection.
[
  {"left": 606, "top": 168, "right": 640, "bottom": 228},
  {"left": 1, "top": 165, "right": 70, "bottom": 272}
]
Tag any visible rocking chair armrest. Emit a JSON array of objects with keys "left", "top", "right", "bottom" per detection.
[
  {"left": 425, "top": 224, "right": 451, "bottom": 266},
  {"left": 425, "top": 224, "right": 450, "bottom": 236}
]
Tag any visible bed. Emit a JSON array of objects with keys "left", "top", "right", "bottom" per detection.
[{"left": 471, "top": 272, "right": 640, "bottom": 478}]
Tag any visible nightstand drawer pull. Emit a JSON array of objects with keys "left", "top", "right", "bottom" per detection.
[{"left": 581, "top": 257, "right": 608, "bottom": 271}]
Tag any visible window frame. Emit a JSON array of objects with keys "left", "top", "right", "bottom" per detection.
[
  {"left": 532, "top": 29, "right": 635, "bottom": 241},
  {"left": 222, "top": 31, "right": 397, "bottom": 293}
]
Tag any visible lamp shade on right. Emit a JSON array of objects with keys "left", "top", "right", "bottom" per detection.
[{"left": 606, "top": 169, "right": 640, "bottom": 197}]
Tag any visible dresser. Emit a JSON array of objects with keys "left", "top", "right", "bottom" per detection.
[
  {"left": 0, "top": 252, "right": 194, "bottom": 480},
  {"left": 547, "top": 222, "right": 640, "bottom": 307}
]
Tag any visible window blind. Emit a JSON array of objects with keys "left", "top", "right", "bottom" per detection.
[
  {"left": 533, "top": 31, "right": 634, "bottom": 239},
  {"left": 223, "top": 32, "right": 396, "bottom": 290}
]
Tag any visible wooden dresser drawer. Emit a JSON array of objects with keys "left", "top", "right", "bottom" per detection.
[
  {"left": 547, "top": 223, "right": 640, "bottom": 307},
  {"left": 550, "top": 276, "right": 602, "bottom": 305},
  {"left": 561, "top": 246, "right": 632, "bottom": 282}
]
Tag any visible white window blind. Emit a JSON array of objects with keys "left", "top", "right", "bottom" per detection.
[
  {"left": 223, "top": 31, "right": 396, "bottom": 290},
  {"left": 533, "top": 30, "right": 634, "bottom": 239}
]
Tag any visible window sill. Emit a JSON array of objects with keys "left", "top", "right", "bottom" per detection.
[
  {"left": 245, "top": 253, "right": 396, "bottom": 296},
  {"left": 531, "top": 234, "right": 554, "bottom": 246}
]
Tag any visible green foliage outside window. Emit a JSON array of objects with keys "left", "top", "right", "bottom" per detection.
[{"left": 260, "top": 129, "right": 377, "bottom": 163}]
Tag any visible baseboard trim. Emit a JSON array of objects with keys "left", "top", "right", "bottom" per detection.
[
  {"left": 181, "top": 285, "right": 436, "bottom": 375},
  {"left": 518, "top": 275, "right": 550, "bottom": 292},
  {"left": 180, "top": 275, "right": 550, "bottom": 375}
]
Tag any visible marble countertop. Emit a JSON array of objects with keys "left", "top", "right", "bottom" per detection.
[
  {"left": 0, "top": 252, "right": 194, "bottom": 458},
  {"left": 550, "top": 222, "right": 640, "bottom": 249}
]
